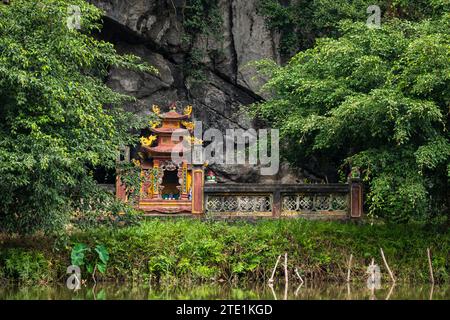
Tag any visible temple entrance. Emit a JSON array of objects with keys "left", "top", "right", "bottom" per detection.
[
  {"left": 161, "top": 170, "right": 180, "bottom": 200},
  {"left": 117, "top": 103, "right": 204, "bottom": 214}
]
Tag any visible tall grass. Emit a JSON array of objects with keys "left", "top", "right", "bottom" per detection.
[{"left": 1, "top": 219, "right": 449, "bottom": 284}]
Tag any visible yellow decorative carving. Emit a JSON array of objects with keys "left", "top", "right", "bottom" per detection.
[
  {"left": 140, "top": 135, "right": 157, "bottom": 147},
  {"left": 189, "top": 136, "right": 203, "bottom": 145},
  {"left": 149, "top": 120, "right": 160, "bottom": 128},
  {"left": 132, "top": 159, "right": 141, "bottom": 167},
  {"left": 152, "top": 104, "right": 160, "bottom": 115},
  {"left": 183, "top": 105, "right": 193, "bottom": 116},
  {"left": 182, "top": 121, "right": 195, "bottom": 130},
  {"left": 186, "top": 171, "right": 192, "bottom": 193}
]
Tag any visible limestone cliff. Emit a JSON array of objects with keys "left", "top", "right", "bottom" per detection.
[{"left": 89, "top": 0, "right": 305, "bottom": 183}]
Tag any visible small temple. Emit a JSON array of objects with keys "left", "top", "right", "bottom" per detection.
[
  {"left": 116, "top": 102, "right": 363, "bottom": 219},
  {"left": 117, "top": 102, "right": 204, "bottom": 214}
]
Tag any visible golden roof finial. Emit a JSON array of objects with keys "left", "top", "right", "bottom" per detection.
[
  {"left": 183, "top": 105, "right": 193, "bottom": 117},
  {"left": 152, "top": 104, "right": 160, "bottom": 115},
  {"left": 169, "top": 101, "right": 177, "bottom": 111}
]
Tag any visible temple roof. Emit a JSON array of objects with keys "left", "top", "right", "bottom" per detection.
[
  {"left": 159, "top": 110, "right": 189, "bottom": 120},
  {"left": 143, "top": 103, "right": 193, "bottom": 157},
  {"left": 150, "top": 127, "right": 185, "bottom": 134},
  {"left": 142, "top": 143, "right": 188, "bottom": 155}
]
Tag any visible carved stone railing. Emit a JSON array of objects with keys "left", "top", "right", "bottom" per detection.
[
  {"left": 282, "top": 193, "right": 348, "bottom": 214},
  {"left": 206, "top": 194, "right": 272, "bottom": 216},
  {"left": 204, "top": 179, "right": 363, "bottom": 219}
]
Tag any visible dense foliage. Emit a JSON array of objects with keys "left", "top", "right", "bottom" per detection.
[
  {"left": 180, "top": 0, "right": 223, "bottom": 84},
  {"left": 0, "top": 0, "right": 155, "bottom": 234},
  {"left": 1, "top": 219, "right": 449, "bottom": 284},
  {"left": 252, "top": 4, "right": 450, "bottom": 222},
  {"left": 258, "top": 0, "right": 449, "bottom": 55}
]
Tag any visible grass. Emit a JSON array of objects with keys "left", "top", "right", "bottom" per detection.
[{"left": 0, "top": 219, "right": 449, "bottom": 284}]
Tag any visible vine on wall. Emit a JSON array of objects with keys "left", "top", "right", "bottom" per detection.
[{"left": 177, "top": 0, "right": 223, "bottom": 85}]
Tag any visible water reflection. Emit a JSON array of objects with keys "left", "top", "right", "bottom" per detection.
[{"left": 0, "top": 282, "right": 447, "bottom": 300}]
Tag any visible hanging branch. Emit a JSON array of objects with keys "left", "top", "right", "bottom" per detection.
[{"left": 380, "top": 248, "right": 396, "bottom": 283}]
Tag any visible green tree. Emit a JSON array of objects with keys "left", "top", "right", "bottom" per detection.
[
  {"left": 258, "top": 0, "right": 449, "bottom": 55},
  {"left": 0, "top": 0, "right": 155, "bottom": 233},
  {"left": 252, "top": 8, "right": 450, "bottom": 222}
]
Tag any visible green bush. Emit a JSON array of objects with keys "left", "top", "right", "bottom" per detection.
[{"left": 0, "top": 249, "right": 53, "bottom": 284}]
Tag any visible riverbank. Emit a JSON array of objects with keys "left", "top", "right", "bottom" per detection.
[{"left": 0, "top": 219, "right": 448, "bottom": 284}]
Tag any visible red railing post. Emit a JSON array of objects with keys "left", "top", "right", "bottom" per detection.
[
  {"left": 348, "top": 178, "right": 363, "bottom": 218},
  {"left": 115, "top": 175, "right": 127, "bottom": 202},
  {"left": 191, "top": 165, "right": 205, "bottom": 215},
  {"left": 272, "top": 187, "right": 281, "bottom": 217}
]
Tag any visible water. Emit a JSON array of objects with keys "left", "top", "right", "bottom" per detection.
[{"left": 0, "top": 283, "right": 448, "bottom": 300}]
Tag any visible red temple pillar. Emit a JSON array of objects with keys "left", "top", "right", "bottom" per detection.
[
  {"left": 349, "top": 178, "right": 363, "bottom": 218},
  {"left": 116, "top": 175, "right": 127, "bottom": 202},
  {"left": 191, "top": 165, "right": 204, "bottom": 215}
]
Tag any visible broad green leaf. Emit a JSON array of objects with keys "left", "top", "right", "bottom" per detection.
[
  {"left": 71, "top": 243, "right": 88, "bottom": 266},
  {"left": 96, "top": 262, "right": 107, "bottom": 274},
  {"left": 95, "top": 245, "right": 109, "bottom": 265}
]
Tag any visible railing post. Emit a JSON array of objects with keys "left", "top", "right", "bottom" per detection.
[
  {"left": 348, "top": 178, "right": 363, "bottom": 218},
  {"left": 115, "top": 175, "right": 127, "bottom": 202},
  {"left": 191, "top": 165, "right": 205, "bottom": 215},
  {"left": 272, "top": 187, "right": 281, "bottom": 217}
]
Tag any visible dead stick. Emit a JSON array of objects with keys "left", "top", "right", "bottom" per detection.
[
  {"left": 385, "top": 283, "right": 395, "bottom": 300},
  {"left": 295, "top": 284, "right": 302, "bottom": 297},
  {"left": 294, "top": 267, "right": 304, "bottom": 285},
  {"left": 427, "top": 248, "right": 434, "bottom": 284},
  {"left": 269, "top": 254, "right": 281, "bottom": 283},
  {"left": 429, "top": 284, "right": 434, "bottom": 301},
  {"left": 284, "top": 253, "right": 288, "bottom": 300},
  {"left": 268, "top": 283, "right": 277, "bottom": 300},
  {"left": 346, "top": 254, "right": 353, "bottom": 283},
  {"left": 380, "top": 248, "right": 396, "bottom": 283},
  {"left": 284, "top": 253, "right": 289, "bottom": 285}
]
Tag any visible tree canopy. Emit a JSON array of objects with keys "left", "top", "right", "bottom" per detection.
[
  {"left": 258, "top": 0, "right": 450, "bottom": 54},
  {"left": 0, "top": 0, "right": 155, "bottom": 233},
  {"left": 252, "top": 4, "right": 450, "bottom": 222}
]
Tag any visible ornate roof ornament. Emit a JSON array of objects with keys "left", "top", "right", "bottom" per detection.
[
  {"left": 181, "top": 120, "right": 195, "bottom": 130},
  {"left": 183, "top": 105, "right": 193, "bottom": 117},
  {"left": 140, "top": 135, "right": 157, "bottom": 147},
  {"left": 152, "top": 104, "right": 161, "bottom": 115}
]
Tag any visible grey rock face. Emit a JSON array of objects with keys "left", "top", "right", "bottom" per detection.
[{"left": 89, "top": 0, "right": 303, "bottom": 182}]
